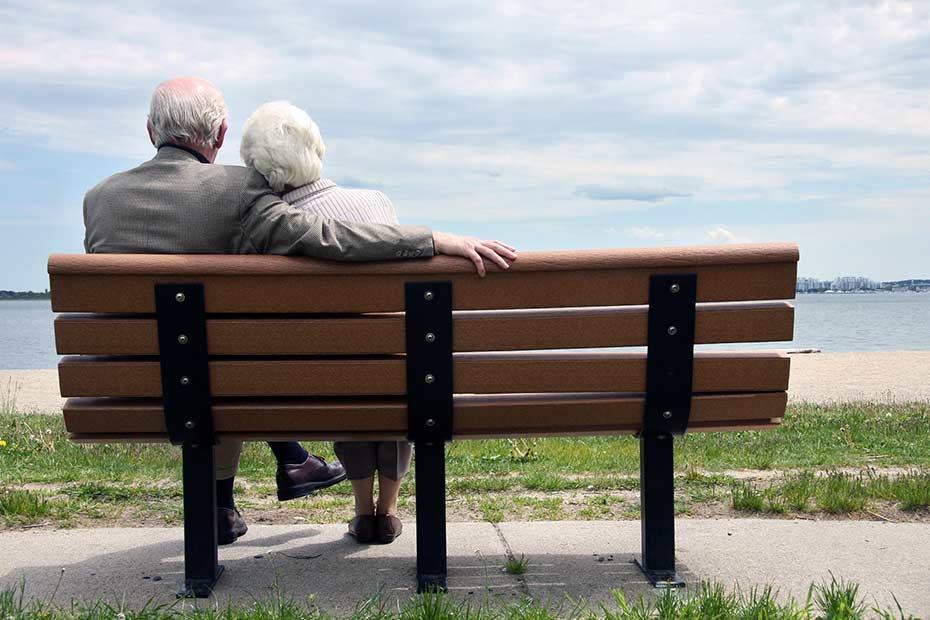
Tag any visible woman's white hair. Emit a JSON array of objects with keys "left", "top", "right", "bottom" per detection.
[
  {"left": 148, "top": 78, "right": 228, "bottom": 150},
  {"left": 240, "top": 101, "right": 326, "bottom": 192}
]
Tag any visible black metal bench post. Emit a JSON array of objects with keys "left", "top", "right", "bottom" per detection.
[
  {"left": 405, "top": 281, "right": 454, "bottom": 593},
  {"left": 634, "top": 274, "right": 697, "bottom": 587},
  {"left": 155, "top": 283, "right": 223, "bottom": 598}
]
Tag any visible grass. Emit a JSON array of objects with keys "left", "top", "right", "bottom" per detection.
[
  {"left": 504, "top": 554, "right": 529, "bottom": 575},
  {"left": 1, "top": 403, "right": 930, "bottom": 525},
  {"left": 0, "top": 576, "right": 920, "bottom": 620},
  {"left": 726, "top": 470, "right": 930, "bottom": 516},
  {"left": 0, "top": 489, "right": 52, "bottom": 525},
  {"left": 4, "top": 402, "right": 930, "bottom": 484}
]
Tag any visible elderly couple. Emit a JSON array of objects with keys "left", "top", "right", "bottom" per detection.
[{"left": 83, "top": 77, "right": 517, "bottom": 546}]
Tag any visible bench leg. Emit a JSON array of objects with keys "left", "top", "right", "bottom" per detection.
[
  {"left": 179, "top": 443, "right": 224, "bottom": 598},
  {"left": 634, "top": 433, "right": 684, "bottom": 587},
  {"left": 414, "top": 441, "right": 448, "bottom": 592}
]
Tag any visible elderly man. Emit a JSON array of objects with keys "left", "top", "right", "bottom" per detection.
[{"left": 83, "top": 76, "right": 517, "bottom": 544}]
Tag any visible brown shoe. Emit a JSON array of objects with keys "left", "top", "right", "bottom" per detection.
[
  {"left": 348, "top": 515, "right": 376, "bottom": 544},
  {"left": 217, "top": 507, "right": 248, "bottom": 545},
  {"left": 277, "top": 455, "right": 347, "bottom": 501},
  {"left": 375, "top": 514, "right": 403, "bottom": 544}
]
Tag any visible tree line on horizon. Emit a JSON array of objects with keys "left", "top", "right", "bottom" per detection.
[{"left": 0, "top": 290, "right": 50, "bottom": 300}]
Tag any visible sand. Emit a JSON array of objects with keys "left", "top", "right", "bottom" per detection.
[{"left": 1, "top": 351, "right": 928, "bottom": 414}]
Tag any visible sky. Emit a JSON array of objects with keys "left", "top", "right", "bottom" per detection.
[{"left": 1, "top": 0, "right": 929, "bottom": 290}]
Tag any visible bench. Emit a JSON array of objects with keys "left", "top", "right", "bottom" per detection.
[{"left": 49, "top": 242, "right": 799, "bottom": 597}]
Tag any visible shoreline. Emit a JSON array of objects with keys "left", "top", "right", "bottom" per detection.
[{"left": 2, "top": 350, "right": 929, "bottom": 414}]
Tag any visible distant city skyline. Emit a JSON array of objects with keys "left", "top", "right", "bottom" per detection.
[{"left": 797, "top": 275, "right": 930, "bottom": 292}]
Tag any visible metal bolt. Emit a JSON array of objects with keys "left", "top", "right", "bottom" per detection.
[
  {"left": 179, "top": 376, "right": 191, "bottom": 386},
  {"left": 670, "top": 283, "right": 680, "bottom": 294},
  {"left": 425, "top": 332, "right": 436, "bottom": 343},
  {"left": 662, "top": 410, "right": 673, "bottom": 419},
  {"left": 175, "top": 292, "right": 186, "bottom": 303},
  {"left": 425, "top": 419, "right": 436, "bottom": 427},
  {"left": 667, "top": 326, "right": 678, "bottom": 336},
  {"left": 177, "top": 334, "right": 189, "bottom": 345},
  {"left": 424, "top": 290, "right": 434, "bottom": 301},
  {"left": 184, "top": 420, "right": 195, "bottom": 429},
  {"left": 424, "top": 374, "right": 435, "bottom": 384}
]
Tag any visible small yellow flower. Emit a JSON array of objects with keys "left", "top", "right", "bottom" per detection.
[{"left": 0, "top": 440, "right": 6, "bottom": 447}]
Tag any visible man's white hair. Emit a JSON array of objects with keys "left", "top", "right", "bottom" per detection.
[
  {"left": 148, "top": 78, "right": 228, "bottom": 150},
  {"left": 240, "top": 101, "right": 326, "bottom": 192}
]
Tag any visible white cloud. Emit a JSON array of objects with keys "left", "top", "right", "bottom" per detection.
[
  {"left": 1, "top": 0, "right": 929, "bottom": 280},
  {"left": 705, "top": 225, "right": 744, "bottom": 243}
]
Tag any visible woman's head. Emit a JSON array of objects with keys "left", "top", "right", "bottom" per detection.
[{"left": 240, "top": 101, "right": 326, "bottom": 192}]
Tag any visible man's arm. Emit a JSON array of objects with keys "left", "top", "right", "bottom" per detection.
[
  {"left": 240, "top": 174, "right": 517, "bottom": 274},
  {"left": 242, "top": 191, "right": 435, "bottom": 260}
]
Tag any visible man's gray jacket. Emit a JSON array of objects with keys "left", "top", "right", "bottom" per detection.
[{"left": 84, "top": 146, "right": 435, "bottom": 259}]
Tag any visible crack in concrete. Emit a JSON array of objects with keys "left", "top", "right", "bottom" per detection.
[{"left": 491, "top": 522, "right": 530, "bottom": 597}]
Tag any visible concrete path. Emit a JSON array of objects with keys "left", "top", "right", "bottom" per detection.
[
  {"left": 3, "top": 351, "right": 930, "bottom": 413},
  {"left": 2, "top": 520, "right": 928, "bottom": 615}
]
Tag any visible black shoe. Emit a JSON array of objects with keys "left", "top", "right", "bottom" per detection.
[
  {"left": 217, "top": 507, "right": 248, "bottom": 545},
  {"left": 276, "top": 455, "right": 347, "bottom": 501}
]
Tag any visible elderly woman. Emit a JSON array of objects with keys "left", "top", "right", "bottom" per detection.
[{"left": 240, "top": 101, "right": 411, "bottom": 545}]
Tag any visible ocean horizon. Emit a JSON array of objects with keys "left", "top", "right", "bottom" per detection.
[{"left": 1, "top": 291, "right": 929, "bottom": 370}]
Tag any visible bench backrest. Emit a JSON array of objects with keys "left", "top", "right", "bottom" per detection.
[{"left": 50, "top": 243, "right": 798, "bottom": 441}]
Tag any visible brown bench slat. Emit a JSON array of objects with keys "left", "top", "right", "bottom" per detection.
[
  {"left": 62, "top": 391, "right": 786, "bottom": 438},
  {"left": 69, "top": 421, "right": 782, "bottom": 443},
  {"left": 57, "top": 350, "right": 790, "bottom": 397},
  {"left": 49, "top": 244, "right": 798, "bottom": 313},
  {"left": 54, "top": 301, "right": 794, "bottom": 355},
  {"left": 49, "top": 244, "right": 800, "bottom": 276}
]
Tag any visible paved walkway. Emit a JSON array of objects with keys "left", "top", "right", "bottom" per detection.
[{"left": 1, "top": 520, "right": 928, "bottom": 615}]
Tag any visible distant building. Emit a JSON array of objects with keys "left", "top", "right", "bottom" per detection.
[
  {"left": 830, "top": 276, "right": 879, "bottom": 292},
  {"left": 797, "top": 276, "right": 929, "bottom": 293},
  {"left": 796, "top": 277, "right": 831, "bottom": 293}
]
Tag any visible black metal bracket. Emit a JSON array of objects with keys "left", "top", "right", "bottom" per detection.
[
  {"left": 642, "top": 274, "right": 697, "bottom": 436},
  {"left": 405, "top": 281, "right": 453, "bottom": 593},
  {"left": 178, "top": 443, "right": 223, "bottom": 598},
  {"left": 405, "top": 281, "right": 454, "bottom": 443},
  {"left": 154, "top": 283, "right": 216, "bottom": 446},
  {"left": 154, "top": 283, "right": 222, "bottom": 598},
  {"left": 634, "top": 432, "right": 685, "bottom": 588}
]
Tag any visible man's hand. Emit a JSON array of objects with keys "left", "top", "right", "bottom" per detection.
[{"left": 432, "top": 231, "right": 518, "bottom": 277}]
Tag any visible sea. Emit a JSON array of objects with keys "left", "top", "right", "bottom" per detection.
[{"left": 1, "top": 292, "right": 929, "bottom": 370}]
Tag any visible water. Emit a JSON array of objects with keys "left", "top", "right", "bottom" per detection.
[
  {"left": 1, "top": 293, "right": 929, "bottom": 369},
  {"left": 0, "top": 300, "right": 58, "bottom": 369}
]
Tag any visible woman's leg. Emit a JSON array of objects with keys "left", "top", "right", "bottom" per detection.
[
  {"left": 374, "top": 441, "right": 412, "bottom": 514},
  {"left": 333, "top": 441, "right": 378, "bottom": 515},
  {"left": 351, "top": 476, "right": 376, "bottom": 516}
]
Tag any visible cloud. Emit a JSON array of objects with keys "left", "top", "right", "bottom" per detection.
[
  {"left": 574, "top": 184, "right": 691, "bottom": 202},
  {"left": 2, "top": 0, "right": 930, "bottom": 287},
  {"left": 705, "top": 225, "right": 750, "bottom": 244}
]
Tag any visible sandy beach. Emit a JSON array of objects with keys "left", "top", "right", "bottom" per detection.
[{"left": 2, "top": 351, "right": 928, "bottom": 414}]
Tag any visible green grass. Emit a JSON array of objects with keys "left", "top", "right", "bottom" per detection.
[
  {"left": 0, "top": 489, "right": 52, "bottom": 525},
  {"left": 817, "top": 472, "right": 869, "bottom": 514},
  {"left": 726, "top": 470, "right": 930, "bottom": 516},
  {"left": 2, "top": 403, "right": 930, "bottom": 525},
  {"left": 0, "top": 577, "right": 918, "bottom": 620},
  {"left": 730, "top": 481, "right": 765, "bottom": 512},
  {"left": 504, "top": 554, "right": 529, "bottom": 575},
  {"left": 4, "top": 403, "right": 930, "bottom": 485}
]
